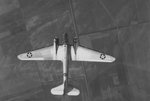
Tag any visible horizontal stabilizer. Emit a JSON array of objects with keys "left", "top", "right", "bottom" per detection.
[
  {"left": 51, "top": 84, "right": 64, "bottom": 95},
  {"left": 51, "top": 84, "right": 80, "bottom": 96},
  {"left": 67, "top": 88, "right": 80, "bottom": 96}
]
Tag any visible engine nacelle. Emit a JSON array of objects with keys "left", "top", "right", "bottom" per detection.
[
  {"left": 73, "top": 37, "right": 78, "bottom": 54},
  {"left": 53, "top": 37, "right": 59, "bottom": 56}
]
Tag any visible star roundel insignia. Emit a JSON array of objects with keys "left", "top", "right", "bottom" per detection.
[
  {"left": 100, "top": 53, "right": 106, "bottom": 60},
  {"left": 27, "top": 52, "right": 32, "bottom": 58}
]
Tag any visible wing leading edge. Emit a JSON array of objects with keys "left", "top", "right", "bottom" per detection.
[{"left": 71, "top": 46, "right": 115, "bottom": 62}]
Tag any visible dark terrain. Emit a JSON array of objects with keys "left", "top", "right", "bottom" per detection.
[{"left": 0, "top": 0, "right": 150, "bottom": 101}]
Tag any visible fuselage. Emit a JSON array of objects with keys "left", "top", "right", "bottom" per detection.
[
  {"left": 62, "top": 33, "right": 70, "bottom": 95},
  {"left": 50, "top": 33, "right": 80, "bottom": 96}
]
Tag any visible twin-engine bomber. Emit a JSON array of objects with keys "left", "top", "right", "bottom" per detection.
[{"left": 17, "top": 33, "right": 115, "bottom": 96}]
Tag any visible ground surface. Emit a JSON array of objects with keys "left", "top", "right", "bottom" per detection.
[{"left": 0, "top": 0, "right": 150, "bottom": 101}]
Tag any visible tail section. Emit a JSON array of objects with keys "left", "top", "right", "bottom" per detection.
[
  {"left": 51, "top": 84, "right": 64, "bottom": 95},
  {"left": 51, "top": 84, "right": 80, "bottom": 96},
  {"left": 67, "top": 88, "right": 80, "bottom": 96}
]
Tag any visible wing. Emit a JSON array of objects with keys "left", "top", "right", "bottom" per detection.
[
  {"left": 17, "top": 46, "right": 63, "bottom": 61},
  {"left": 71, "top": 46, "right": 115, "bottom": 62}
]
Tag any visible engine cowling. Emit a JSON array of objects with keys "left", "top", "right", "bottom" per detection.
[
  {"left": 73, "top": 37, "right": 78, "bottom": 54},
  {"left": 53, "top": 37, "right": 59, "bottom": 59}
]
